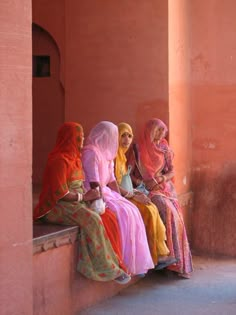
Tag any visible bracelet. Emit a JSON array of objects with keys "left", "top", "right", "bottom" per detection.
[
  {"left": 124, "top": 191, "right": 134, "bottom": 198},
  {"left": 77, "top": 192, "right": 83, "bottom": 202},
  {"left": 153, "top": 177, "right": 158, "bottom": 185},
  {"left": 159, "top": 175, "right": 167, "bottom": 182}
]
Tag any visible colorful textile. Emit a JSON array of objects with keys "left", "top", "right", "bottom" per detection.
[
  {"left": 82, "top": 121, "right": 154, "bottom": 275},
  {"left": 115, "top": 122, "right": 169, "bottom": 265},
  {"left": 34, "top": 122, "right": 127, "bottom": 281},
  {"left": 34, "top": 122, "right": 84, "bottom": 220},
  {"left": 139, "top": 118, "right": 168, "bottom": 180},
  {"left": 100, "top": 209, "right": 127, "bottom": 272},
  {"left": 132, "top": 118, "right": 193, "bottom": 275},
  {"left": 44, "top": 180, "right": 126, "bottom": 281}
]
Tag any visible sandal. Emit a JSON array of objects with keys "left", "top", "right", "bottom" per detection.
[
  {"left": 114, "top": 273, "right": 131, "bottom": 285},
  {"left": 155, "top": 256, "right": 177, "bottom": 270}
]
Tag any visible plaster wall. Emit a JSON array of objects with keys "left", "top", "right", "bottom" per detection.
[
  {"left": 33, "top": 246, "right": 73, "bottom": 315},
  {"left": 168, "top": 0, "right": 192, "bottom": 236},
  {"left": 65, "top": 0, "right": 169, "bottom": 137},
  {"left": 190, "top": 0, "right": 236, "bottom": 256},
  {"left": 0, "top": 1, "right": 33, "bottom": 314},
  {"left": 32, "top": 25, "right": 64, "bottom": 184},
  {"left": 32, "top": 0, "right": 65, "bottom": 86},
  {"left": 33, "top": 243, "right": 138, "bottom": 315},
  {"left": 168, "top": 0, "right": 192, "bottom": 194}
]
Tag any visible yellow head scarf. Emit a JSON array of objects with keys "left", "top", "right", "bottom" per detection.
[{"left": 115, "top": 122, "right": 133, "bottom": 184}]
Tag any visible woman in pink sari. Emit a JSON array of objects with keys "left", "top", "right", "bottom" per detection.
[
  {"left": 128, "top": 118, "right": 193, "bottom": 278},
  {"left": 82, "top": 121, "right": 154, "bottom": 276}
]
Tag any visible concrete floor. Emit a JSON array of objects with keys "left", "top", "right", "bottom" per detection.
[{"left": 79, "top": 255, "right": 236, "bottom": 315}]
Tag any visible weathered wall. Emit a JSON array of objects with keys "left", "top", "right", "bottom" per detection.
[
  {"left": 32, "top": 0, "right": 65, "bottom": 184},
  {"left": 0, "top": 1, "right": 33, "bottom": 314},
  {"left": 168, "top": 0, "right": 192, "bottom": 236},
  {"left": 190, "top": 0, "right": 236, "bottom": 256},
  {"left": 33, "top": 246, "right": 74, "bottom": 315},
  {"left": 65, "top": 1, "right": 169, "bottom": 137},
  {"left": 33, "top": 241, "right": 139, "bottom": 315},
  {"left": 32, "top": 0, "right": 65, "bottom": 86}
]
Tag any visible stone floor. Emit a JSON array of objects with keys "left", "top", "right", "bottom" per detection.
[{"left": 78, "top": 255, "right": 236, "bottom": 315}]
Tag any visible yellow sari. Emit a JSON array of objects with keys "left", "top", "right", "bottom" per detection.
[{"left": 115, "top": 123, "right": 169, "bottom": 265}]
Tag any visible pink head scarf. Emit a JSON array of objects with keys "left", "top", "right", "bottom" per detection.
[
  {"left": 139, "top": 118, "right": 168, "bottom": 179},
  {"left": 85, "top": 121, "right": 119, "bottom": 161},
  {"left": 83, "top": 121, "right": 119, "bottom": 186}
]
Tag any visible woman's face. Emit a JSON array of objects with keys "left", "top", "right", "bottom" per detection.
[
  {"left": 76, "top": 128, "right": 85, "bottom": 150},
  {"left": 152, "top": 126, "right": 165, "bottom": 143},
  {"left": 80, "top": 134, "right": 85, "bottom": 148},
  {"left": 120, "top": 132, "right": 133, "bottom": 149}
]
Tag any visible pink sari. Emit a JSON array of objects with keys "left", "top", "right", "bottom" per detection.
[
  {"left": 138, "top": 119, "right": 193, "bottom": 276},
  {"left": 82, "top": 121, "right": 154, "bottom": 275}
]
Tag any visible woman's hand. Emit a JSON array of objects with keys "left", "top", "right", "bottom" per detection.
[
  {"left": 133, "top": 193, "right": 151, "bottom": 205},
  {"left": 83, "top": 188, "right": 101, "bottom": 202},
  {"left": 156, "top": 175, "right": 167, "bottom": 184},
  {"left": 144, "top": 179, "right": 159, "bottom": 191}
]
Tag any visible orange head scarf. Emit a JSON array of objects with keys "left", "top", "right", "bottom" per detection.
[
  {"left": 34, "top": 122, "right": 84, "bottom": 220},
  {"left": 115, "top": 122, "right": 133, "bottom": 184},
  {"left": 139, "top": 118, "right": 168, "bottom": 180}
]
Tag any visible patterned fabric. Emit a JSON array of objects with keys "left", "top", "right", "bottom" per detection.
[
  {"left": 45, "top": 180, "right": 126, "bottom": 281},
  {"left": 130, "top": 199, "right": 169, "bottom": 265},
  {"left": 34, "top": 122, "right": 84, "bottom": 220},
  {"left": 82, "top": 121, "right": 154, "bottom": 275},
  {"left": 115, "top": 122, "right": 169, "bottom": 265},
  {"left": 132, "top": 118, "right": 193, "bottom": 275},
  {"left": 34, "top": 122, "right": 127, "bottom": 281}
]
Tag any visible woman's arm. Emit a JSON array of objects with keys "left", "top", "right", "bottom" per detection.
[
  {"left": 107, "top": 180, "right": 121, "bottom": 194},
  {"left": 60, "top": 188, "right": 101, "bottom": 203}
]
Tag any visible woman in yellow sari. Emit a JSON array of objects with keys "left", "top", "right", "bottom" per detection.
[{"left": 115, "top": 122, "right": 176, "bottom": 268}]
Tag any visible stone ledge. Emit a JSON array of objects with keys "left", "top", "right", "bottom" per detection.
[
  {"left": 33, "top": 224, "right": 78, "bottom": 254},
  {"left": 33, "top": 191, "right": 193, "bottom": 255}
]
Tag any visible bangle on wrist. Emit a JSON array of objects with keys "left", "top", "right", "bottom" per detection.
[
  {"left": 124, "top": 191, "right": 133, "bottom": 198},
  {"left": 153, "top": 177, "right": 158, "bottom": 185},
  {"left": 77, "top": 192, "right": 83, "bottom": 202},
  {"left": 162, "top": 175, "right": 167, "bottom": 182}
]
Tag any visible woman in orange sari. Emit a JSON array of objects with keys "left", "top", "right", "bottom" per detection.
[{"left": 34, "top": 122, "right": 130, "bottom": 284}]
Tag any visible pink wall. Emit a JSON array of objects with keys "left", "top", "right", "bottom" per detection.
[
  {"left": 32, "top": 24, "right": 64, "bottom": 184},
  {"left": 0, "top": 1, "right": 33, "bottom": 314},
  {"left": 32, "top": 0, "right": 65, "bottom": 184},
  {"left": 33, "top": 242, "right": 139, "bottom": 314},
  {"left": 65, "top": 1, "right": 169, "bottom": 137},
  {"left": 190, "top": 1, "right": 236, "bottom": 256},
  {"left": 32, "top": 0, "right": 65, "bottom": 86},
  {"left": 169, "top": 0, "right": 192, "bottom": 194},
  {"left": 33, "top": 246, "right": 73, "bottom": 315},
  {"left": 31, "top": 0, "right": 236, "bottom": 258},
  {"left": 32, "top": 0, "right": 169, "bottom": 152},
  {"left": 168, "top": 0, "right": 192, "bottom": 236}
]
